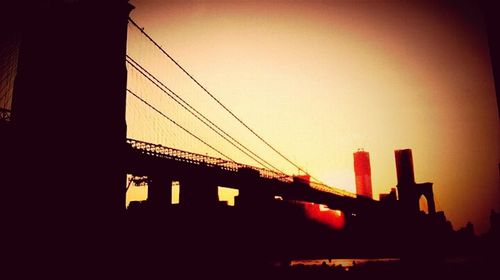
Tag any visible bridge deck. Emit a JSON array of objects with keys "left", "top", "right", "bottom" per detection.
[{"left": 127, "top": 138, "right": 356, "bottom": 198}]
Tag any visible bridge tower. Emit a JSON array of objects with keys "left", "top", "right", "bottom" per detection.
[
  {"left": 6, "top": 0, "right": 133, "bottom": 274},
  {"left": 394, "top": 149, "right": 436, "bottom": 216}
]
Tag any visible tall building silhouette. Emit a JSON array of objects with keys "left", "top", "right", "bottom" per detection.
[{"left": 354, "top": 149, "right": 373, "bottom": 199}]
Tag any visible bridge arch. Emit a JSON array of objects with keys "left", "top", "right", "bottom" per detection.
[
  {"left": 419, "top": 195, "right": 429, "bottom": 214},
  {"left": 416, "top": 183, "right": 436, "bottom": 214}
]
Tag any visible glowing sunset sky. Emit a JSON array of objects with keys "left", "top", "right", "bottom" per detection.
[{"left": 126, "top": 0, "right": 499, "bottom": 234}]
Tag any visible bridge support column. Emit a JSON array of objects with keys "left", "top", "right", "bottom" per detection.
[
  {"left": 237, "top": 187, "right": 275, "bottom": 208},
  {"left": 179, "top": 172, "right": 219, "bottom": 209},
  {"left": 235, "top": 168, "right": 274, "bottom": 208},
  {"left": 148, "top": 175, "right": 173, "bottom": 210}
]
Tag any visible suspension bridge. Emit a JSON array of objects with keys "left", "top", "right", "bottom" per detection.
[
  {"left": 0, "top": 1, "right": 407, "bottom": 270},
  {"left": 123, "top": 17, "right": 357, "bottom": 204}
]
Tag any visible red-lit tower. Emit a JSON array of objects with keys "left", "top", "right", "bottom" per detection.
[{"left": 354, "top": 149, "right": 373, "bottom": 199}]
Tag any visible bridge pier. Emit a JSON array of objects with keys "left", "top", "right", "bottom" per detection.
[
  {"left": 235, "top": 168, "right": 275, "bottom": 208},
  {"left": 147, "top": 175, "right": 173, "bottom": 210},
  {"left": 236, "top": 186, "right": 276, "bottom": 208},
  {"left": 179, "top": 171, "right": 219, "bottom": 209}
]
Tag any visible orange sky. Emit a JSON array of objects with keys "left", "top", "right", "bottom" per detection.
[{"left": 126, "top": 0, "right": 499, "bottom": 234}]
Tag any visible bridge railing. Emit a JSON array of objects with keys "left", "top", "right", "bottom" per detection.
[
  {"left": 127, "top": 138, "right": 355, "bottom": 198},
  {"left": 309, "top": 181, "right": 356, "bottom": 197}
]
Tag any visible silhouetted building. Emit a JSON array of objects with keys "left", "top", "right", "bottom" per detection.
[
  {"left": 354, "top": 149, "right": 373, "bottom": 199},
  {"left": 379, "top": 188, "right": 397, "bottom": 202}
]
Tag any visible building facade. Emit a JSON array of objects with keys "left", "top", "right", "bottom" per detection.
[{"left": 354, "top": 150, "right": 373, "bottom": 199}]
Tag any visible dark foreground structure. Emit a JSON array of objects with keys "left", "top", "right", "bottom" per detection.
[{"left": 1, "top": 0, "right": 499, "bottom": 279}]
